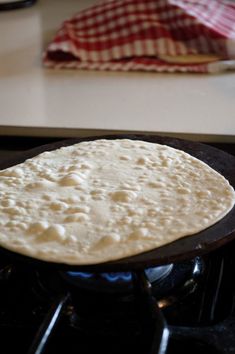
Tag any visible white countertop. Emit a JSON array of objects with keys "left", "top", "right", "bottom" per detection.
[{"left": 0, "top": 0, "right": 235, "bottom": 142}]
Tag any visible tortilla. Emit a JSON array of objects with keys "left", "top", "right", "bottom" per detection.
[
  {"left": 0, "top": 139, "right": 234, "bottom": 265},
  {"left": 158, "top": 54, "right": 220, "bottom": 64}
]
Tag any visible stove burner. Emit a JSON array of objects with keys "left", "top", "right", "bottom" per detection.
[
  {"left": 57, "top": 258, "right": 204, "bottom": 341},
  {"left": 63, "top": 264, "right": 173, "bottom": 293},
  {"left": 58, "top": 257, "right": 204, "bottom": 312}
]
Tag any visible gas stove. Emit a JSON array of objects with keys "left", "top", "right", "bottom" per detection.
[{"left": 0, "top": 136, "right": 235, "bottom": 354}]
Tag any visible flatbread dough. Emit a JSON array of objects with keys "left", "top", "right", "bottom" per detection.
[{"left": 0, "top": 139, "right": 234, "bottom": 265}]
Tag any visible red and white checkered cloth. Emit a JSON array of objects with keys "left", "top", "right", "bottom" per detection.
[{"left": 44, "top": 0, "right": 235, "bottom": 73}]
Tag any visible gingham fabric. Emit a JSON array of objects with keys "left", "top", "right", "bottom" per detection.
[{"left": 44, "top": 0, "right": 235, "bottom": 73}]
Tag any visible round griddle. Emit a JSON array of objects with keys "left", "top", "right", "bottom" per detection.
[{"left": 1, "top": 134, "right": 235, "bottom": 272}]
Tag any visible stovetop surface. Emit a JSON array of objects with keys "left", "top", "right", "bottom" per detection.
[
  {"left": 1, "top": 241, "right": 235, "bottom": 354},
  {"left": 0, "top": 136, "right": 235, "bottom": 354}
]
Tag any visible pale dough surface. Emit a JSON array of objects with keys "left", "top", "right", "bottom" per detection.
[{"left": 0, "top": 139, "right": 234, "bottom": 265}]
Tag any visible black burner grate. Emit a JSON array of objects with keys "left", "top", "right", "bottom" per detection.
[{"left": 1, "top": 243, "right": 235, "bottom": 354}]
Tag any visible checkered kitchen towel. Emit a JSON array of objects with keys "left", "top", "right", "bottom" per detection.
[{"left": 44, "top": 0, "right": 235, "bottom": 73}]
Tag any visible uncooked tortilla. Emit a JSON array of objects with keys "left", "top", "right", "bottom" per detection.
[{"left": 0, "top": 139, "right": 234, "bottom": 265}]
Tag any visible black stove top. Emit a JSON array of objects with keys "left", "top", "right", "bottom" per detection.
[
  {"left": 0, "top": 137, "right": 235, "bottom": 354},
  {"left": 1, "top": 242, "right": 235, "bottom": 354}
]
